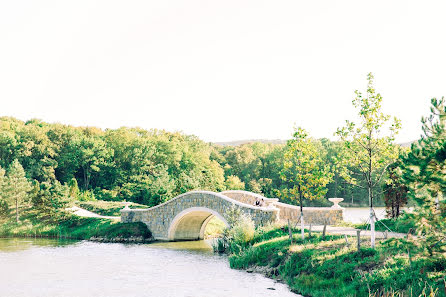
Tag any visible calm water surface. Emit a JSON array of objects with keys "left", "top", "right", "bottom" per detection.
[
  {"left": 343, "top": 207, "right": 387, "bottom": 224},
  {"left": 0, "top": 238, "right": 300, "bottom": 297}
]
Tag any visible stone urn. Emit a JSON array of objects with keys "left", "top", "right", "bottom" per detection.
[
  {"left": 121, "top": 201, "right": 131, "bottom": 210},
  {"left": 328, "top": 198, "right": 344, "bottom": 209}
]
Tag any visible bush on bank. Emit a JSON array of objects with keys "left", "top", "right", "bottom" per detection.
[{"left": 228, "top": 226, "right": 446, "bottom": 297}]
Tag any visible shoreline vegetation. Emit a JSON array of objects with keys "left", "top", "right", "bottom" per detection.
[
  {"left": 226, "top": 224, "right": 446, "bottom": 297},
  {"left": 1, "top": 202, "right": 445, "bottom": 297},
  {"left": 0, "top": 204, "right": 153, "bottom": 243}
]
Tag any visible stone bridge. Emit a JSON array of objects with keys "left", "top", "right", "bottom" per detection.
[{"left": 121, "top": 190, "right": 343, "bottom": 241}]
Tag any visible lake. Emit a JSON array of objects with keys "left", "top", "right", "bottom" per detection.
[{"left": 0, "top": 238, "right": 300, "bottom": 297}]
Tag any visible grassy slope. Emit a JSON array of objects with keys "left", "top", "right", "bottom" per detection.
[
  {"left": 229, "top": 227, "right": 446, "bottom": 297},
  {"left": 76, "top": 200, "right": 148, "bottom": 216},
  {"left": 356, "top": 213, "right": 417, "bottom": 234},
  {"left": 0, "top": 205, "right": 152, "bottom": 240}
]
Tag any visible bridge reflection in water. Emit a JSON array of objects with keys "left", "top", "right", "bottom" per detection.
[{"left": 121, "top": 190, "right": 343, "bottom": 241}]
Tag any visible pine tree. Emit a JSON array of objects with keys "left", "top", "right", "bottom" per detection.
[
  {"left": 4, "top": 160, "right": 31, "bottom": 223},
  {"left": 0, "top": 166, "right": 8, "bottom": 219},
  {"left": 401, "top": 97, "right": 445, "bottom": 254}
]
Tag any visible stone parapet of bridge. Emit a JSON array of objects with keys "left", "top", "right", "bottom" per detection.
[
  {"left": 220, "top": 190, "right": 343, "bottom": 225},
  {"left": 274, "top": 202, "right": 342, "bottom": 225}
]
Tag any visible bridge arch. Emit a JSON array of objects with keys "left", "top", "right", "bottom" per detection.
[{"left": 167, "top": 207, "right": 229, "bottom": 241}]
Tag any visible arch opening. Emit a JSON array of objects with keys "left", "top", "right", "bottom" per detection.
[{"left": 168, "top": 207, "right": 229, "bottom": 241}]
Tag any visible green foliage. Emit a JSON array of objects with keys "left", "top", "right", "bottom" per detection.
[
  {"left": 77, "top": 200, "right": 148, "bottom": 216},
  {"left": 204, "top": 216, "right": 226, "bottom": 238},
  {"left": 0, "top": 167, "right": 8, "bottom": 219},
  {"left": 0, "top": 118, "right": 228, "bottom": 207},
  {"left": 0, "top": 199, "right": 9, "bottom": 219},
  {"left": 213, "top": 205, "right": 256, "bottom": 254},
  {"left": 383, "top": 161, "right": 409, "bottom": 218},
  {"left": 31, "top": 180, "right": 72, "bottom": 223},
  {"left": 0, "top": 116, "right": 391, "bottom": 209},
  {"left": 224, "top": 175, "right": 245, "bottom": 190},
  {"left": 280, "top": 127, "right": 332, "bottom": 211},
  {"left": 356, "top": 213, "right": 416, "bottom": 234},
  {"left": 400, "top": 97, "right": 446, "bottom": 254},
  {"left": 229, "top": 226, "right": 446, "bottom": 297},
  {"left": 0, "top": 209, "right": 151, "bottom": 241},
  {"left": 68, "top": 178, "right": 79, "bottom": 199},
  {"left": 77, "top": 190, "right": 96, "bottom": 201},
  {"left": 335, "top": 73, "right": 401, "bottom": 208},
  {"left": 229, "top": 215, "right": 255, "bottom": 246},
  {"left": 3, "top": 160, "right": 32, "bottom": 223}
]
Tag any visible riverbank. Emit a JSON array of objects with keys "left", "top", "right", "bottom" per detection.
[
  {"left": 0, "top": 207, "right": 153, "bottom": 242},
  {"left": 228, "top": 226, "right": 446, "bottom": 297}
]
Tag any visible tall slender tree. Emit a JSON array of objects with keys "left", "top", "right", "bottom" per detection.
[
  {"left": 280, "top": 127, "right": 332, "bottom": 240},
  {"left": 336, "top": 73, "right": 401, "bottom": 248},
  {"left": 4, "top": 160, "right": 31, "bottom": 223},
  {"left": 0, "top": 166, "right": 8, "bottom": 219}
]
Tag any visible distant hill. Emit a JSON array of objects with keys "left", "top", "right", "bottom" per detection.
[{"left": 213, "top": 139, "right": 416, "bottom": 147}]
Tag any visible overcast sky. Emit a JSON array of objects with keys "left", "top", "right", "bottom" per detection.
[{"left": 1, "top": 0, "right": 445, "bottom": 143}]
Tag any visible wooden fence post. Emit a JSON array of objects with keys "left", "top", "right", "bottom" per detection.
[
  {"left": 309, "top": 224, "right": 312, "bottom": 238},
  {"left": 356, "top": 230, "right": 361, "bottom": 251}
]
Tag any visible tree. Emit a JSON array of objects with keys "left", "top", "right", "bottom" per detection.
[
  {"left": 0, "top": 166, "right": 8, "bottom": 219},
  {"left": 336, "top": 73, "right": 401, "bottom": 248},
  {"left": 31, "top": 180, "right": 72, "bottom": 223},
  {"left": 383, "top": 161, "right": 408, "bottom": 218},
  {"left": 401, "top": 97, "right": 445, "bottom": 254},
  {"left": 68, "top": 178, "right": 79, "bottom": 199},
  {"left": 225, "top": 175, "right": 245, "bottom": 190},
  {"left": 4, "top": 160, "right": 32, "bottom": 223},
  {"left": 280, "top": 127, "right": 332, "bottom": 240},
  {"left": 75, "top": 135, "right": 112, "bottom": 190}
]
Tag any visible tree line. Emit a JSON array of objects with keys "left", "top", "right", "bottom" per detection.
[{"left": 0, "top": 114, "right": 396, "bottom": 214}]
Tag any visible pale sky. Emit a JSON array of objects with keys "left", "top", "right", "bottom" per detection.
[{"left": 1, "top": 0, "right": 445, "bottom": 143}]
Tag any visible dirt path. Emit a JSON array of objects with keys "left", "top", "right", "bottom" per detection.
[
  {"left": 311, "top": 225, "right": 407, "bottom": 239},
  {"left": 66, "top": 206, "right": 120, "bottom": 221}
]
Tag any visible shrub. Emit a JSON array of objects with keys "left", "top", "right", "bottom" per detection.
[
  {"left": 78, "top": 190, "right": 96, "bottom": 201},
  {"left": 229, "top": 215, "right": 255, "bottom": 245},
  {"left": 0, "top": 199, "right": 9, "bottom": 219}
]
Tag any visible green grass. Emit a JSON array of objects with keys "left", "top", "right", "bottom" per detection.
[
  {"left": 76, "top": 200, "right": 148, "bottom": 216},
  {"left": 0, "top": 206, "right": 152, "bottom": 241},
  {"left": 229, "top": 226, "right": 446, "bottom": 297},
  {"left": 356, "top": 213, "right": 417, "bottom": 234},
  {"left": 204, "top": 216, "right": 226, "bottom": 237}
]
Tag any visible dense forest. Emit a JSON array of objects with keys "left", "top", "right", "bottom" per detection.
[{"left": 0, "top": 116, "right": 401, "bottom": 212}]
